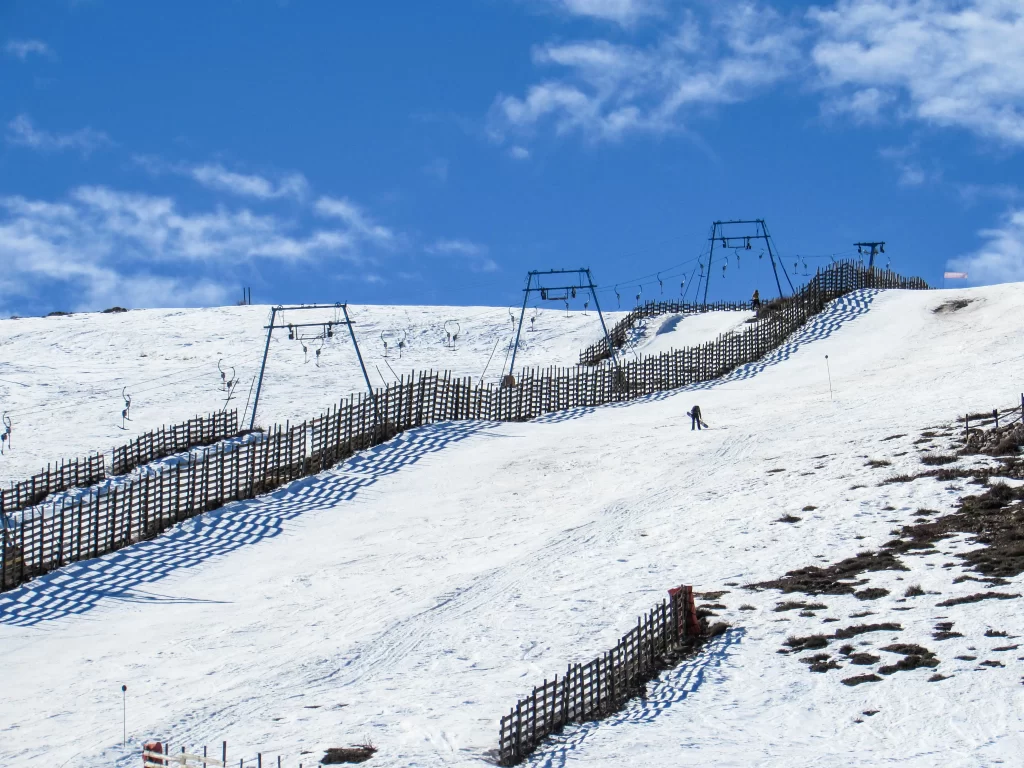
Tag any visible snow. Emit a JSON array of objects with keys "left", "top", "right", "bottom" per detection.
[
  {"left": 0, "top": 303, "right": 748, "bottom": 484},
  {"left": 2, "top": 286, "right": 1024, "bottom": 767}
]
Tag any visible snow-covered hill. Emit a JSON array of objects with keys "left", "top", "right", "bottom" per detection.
[
  {"left": 2, "top": 286, "right": 1024, "bottom": 767},
  {"left": 0, "top": 304, "right": 760, "bottom": 483}
]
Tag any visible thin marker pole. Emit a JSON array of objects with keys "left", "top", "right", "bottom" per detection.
[
  {"left": 121, "top": 684, "right": 127, "bottom": 747},
  {"left": 825, "top": 355, "right": 833, "bottom": 401}
]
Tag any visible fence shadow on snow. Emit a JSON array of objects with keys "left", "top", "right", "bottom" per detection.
[
  {"left": 0, "top": 420, "right": 494, "bottom": 626},
  {"left": 529, "top": 628, "right": 744, "bottom": 768}
]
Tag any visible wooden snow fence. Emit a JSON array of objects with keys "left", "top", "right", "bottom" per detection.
[
  {"left": 111, "top": 410, "right": 240, "bottom": 475},
  {"left": 0, "top": 411, "right": 240, "bottom": 519},
  {"left": 0, "top": 261, "right": 928, "bottom": 593},
  {"left": 0, "top": 455, "right": 106, "bottom": 515},
  {"left": 580, "top": 299, "right": 752, "bottom": 365},
  {"left": 496, "top": 585, "right": 702, "bottom": 766}
]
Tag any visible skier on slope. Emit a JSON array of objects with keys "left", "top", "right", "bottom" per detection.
[{"left": 687, "top": 405, "right": 707, "bottom": 431}]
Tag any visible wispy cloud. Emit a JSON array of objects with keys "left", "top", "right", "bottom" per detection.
[
  {"left": 425, "top": 238, "right": 498, "bottom": 272},
  {"left": 508, "top": 145, "right": 531, "bottom": 160},
  {"left": 314, "top": 196, "right": 396, "bottom": 246},
  {"left": 190, "top": 164, "right": 309, "bottom": 201},
  {"left": 133, "top": 155, "right": 309, "bottom": 201},
  {"left": 6, "top": 114, "right": 112, "bottom": 156},
  {"left": 541, "top": 0, "right": 664, "bottom": 26},
  {"left": 491, "top": 3, "right": 804, "bottom": 143},
  {"left": 878, "top": 144, "right": 941, "bottom": 187},
  {"left": 5, "top": 39, "right": 53, "bottom": 60},
  {"left": 0, "top": 185, "right": 394, "bottom": 311},
  {"left": 810, "top": 0, "right": 1024, "bottom": 145},
  {"left": 948, "top": 208, "right": 1024, "bottom": 284}
]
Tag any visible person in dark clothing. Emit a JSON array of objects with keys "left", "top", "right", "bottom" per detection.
[
  {"left": 688, "top": 405, "right": 703, "bottom": 431},
  {"left": 751, "top": 289, "right": 761, "bottom": 310}
]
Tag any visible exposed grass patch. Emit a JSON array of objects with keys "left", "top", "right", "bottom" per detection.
[
  {"left": 854, "top": 587, "right": 890, "bottom": 600},
  {"left": 833, "top": 623, "right": 902, "bottom": 640},
  {"left": 933, "top": 298, "right": 972, "bottom": 313},
  {"left": 921, "top": 454, "right": 958, "bottom": 466},
  {"left": 802, "top": 505, "right": 817, "bottom": 511},
  {"left": 751, "top": 552, "right": 907, "bottom": 596},
  {"left": 322, "top": 744, "right": 378, "bottom": 764},
  {"left": 904, "top": 585, "right": 925, "bottom": 597},
  {"left": 882, "top": 434, "right": 906, "bottom": 441},
  {"left": 775, "top": 600, "right": 826, "bottom": 612},
  {"left": 877, "top": 644, "right": 939, "bottom": 675},
  {"left": 777, "top": 514, "right": 801, "bottom": 523},
  {"left": 866, "top": 459, "right": 892, "bottom": 468},
  {"left": 695, "top": 590, "right": 729, "bottom": 600},
  {"left": 841, "top": 674, "right": 881, "bottom": 686},
  {"left": 785, "top": 634, "right": 830, "bottom": 652},
  {"left": 937, "top": 592, "right": 1020, "bottom": 607}
]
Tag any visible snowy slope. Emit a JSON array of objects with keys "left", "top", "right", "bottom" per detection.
[
  {"left": 0, "top": 304, "right": 752, "bottom": 483},
  {"left": 626, "top": 309, "right": 753, "bottom": 357},
  {"left": 2, "top": 286, "right": 1024, "bottom": 767}
]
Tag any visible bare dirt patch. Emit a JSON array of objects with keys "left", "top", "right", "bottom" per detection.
[{"left": 933, "top": 298, "right": 973, "bottom": 314}]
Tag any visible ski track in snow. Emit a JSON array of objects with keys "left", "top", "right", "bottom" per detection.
[{"left": 3, "top": 285, "right": 1024, "bottom": 767}]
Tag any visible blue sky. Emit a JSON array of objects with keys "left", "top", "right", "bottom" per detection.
[{"left": 1, "top": 0, "right": 1022, "bottom": 316}]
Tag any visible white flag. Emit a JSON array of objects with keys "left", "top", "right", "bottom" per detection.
[{"left": 943, "top": 271, "right": 968, "bottom": 279}]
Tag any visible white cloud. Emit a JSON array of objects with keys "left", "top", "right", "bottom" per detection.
[
  {"left": 425, "top": 238, "right": 498, "bottom": 272},
  {"left": 878, "top": 144, "right": 941, "bottom": 187},
  {"left": 5, "top": 39, "right": 53, "bottom": 60},
  {"left": 948, "top": 208, "right": 1024, "bottom": 284},
  {"left": 809, "top": 0, "right": 1024, "bottom": 144},
  {"left": 508, "top": 145, "right": 531, "bottom": 160},
  {"left": 314, "top": 196, "right": 396, "bottom": 246},
  {"left": 133, "top": 156, "right": 309, "bottom": 201},
  {"left": 6, "top": 114, "right": 112, "bottom": 156},
  {"left": 492, "top": 3, "right": 804, "bottom": 142},
  {"left": 821, "top": 86, "right": 895, "bottom": 123},
  {"left": 544, "top": 0, "right": 664, "bottom": 26},
  {"left": 190, "top": 164, "right": 309, "bottom": 201},
  {"left": 0, "top": 186, "right": 379, "bottom": 311}
]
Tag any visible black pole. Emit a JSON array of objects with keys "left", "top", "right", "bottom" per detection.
[
  {"left": 342, "top": 305, "right": 381, "bottom": 427},
  {"left": 121, "top": 685, "right": 127, "bottom": 747},
  {"left": 507, "top": 272, "right": 533, "bottom": 380},
  {"left": 587, "top": 269, "right": 623, "bottom": 383},
  {"left": 249, "top": 306, "right": 278, "bottom": 430},
  {"left": 761, "top": 220, "right": 786, "bottom": 297},
  {"left": 703, "top": 223, "right": 716, "bottom": 305}
]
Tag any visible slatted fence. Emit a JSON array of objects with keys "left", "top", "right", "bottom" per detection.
[
  {"left": 0, "top": 455, "right": 106, "bottom": 515},
  {"left": 0, "top": 411, "right": 240, "bottom": 519},
  {"left": 497, "top": 585, "right": 702, "bottom": 765},
  {"left": 580, "top": 299, "right": 751, "bottom": 365},
  {"left": 0, "top": 262, "right": 928, "bottom": 592},
  {"left": 111, "top": 410, "right": 240, "bottom": 475}
]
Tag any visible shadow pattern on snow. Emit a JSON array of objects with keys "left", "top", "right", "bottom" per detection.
[
  {"left": 527, "top": 628, "right": 744, "bottom": 768},
  {"left": 534, "top": 289, "right": 881, "bottom": 425},
  {"left": 0, "top": 421, "right": 495, "bottom": 627}
]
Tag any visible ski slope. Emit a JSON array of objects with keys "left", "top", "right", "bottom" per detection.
[
  {"left": 2, "top": 286, "right": 1024, "bottom": 767},
  {"left": 0, "top": 304, "right": 754, "bottom": 483},
  {"left": 626, "top": 309, "right": 754, "bottom": 357}
]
